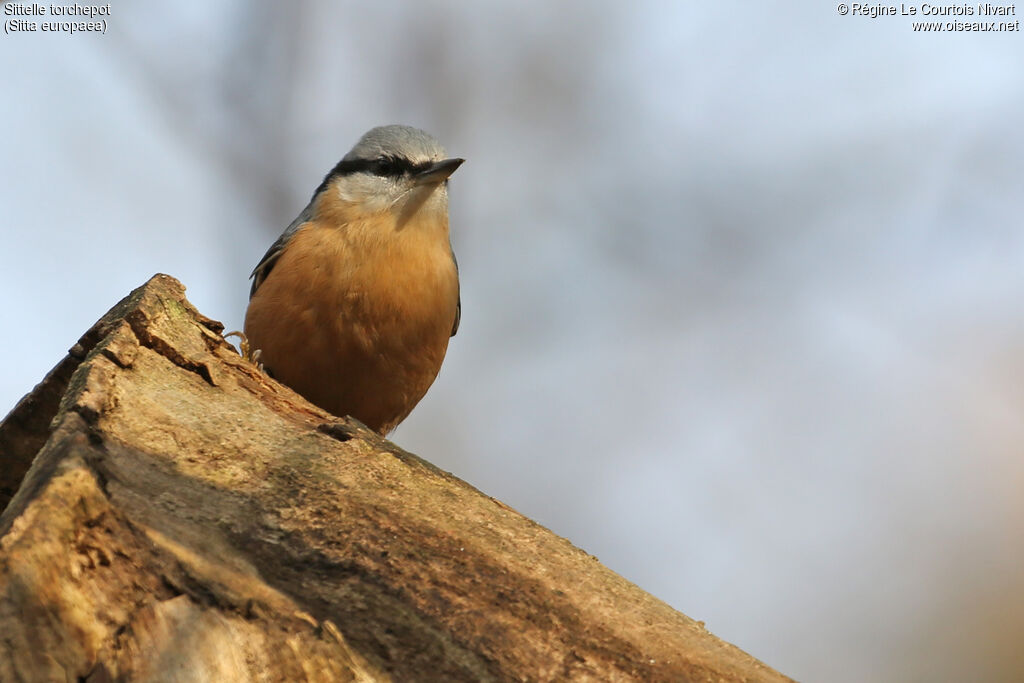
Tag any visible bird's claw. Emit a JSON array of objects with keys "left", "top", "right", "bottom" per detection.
[{"left": 224, "top": 331, "right": 264, "bottom": 372}]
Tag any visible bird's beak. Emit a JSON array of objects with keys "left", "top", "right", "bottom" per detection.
[{"left": 414, "top": 158, "right": 465, "bottom": 186}]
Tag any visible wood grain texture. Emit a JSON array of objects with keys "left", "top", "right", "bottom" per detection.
[{"left": 0, "top": 274, "right": 792, "bottom": 682}]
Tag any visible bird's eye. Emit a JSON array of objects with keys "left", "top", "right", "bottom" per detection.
[
  {"left": 358, "top": 156, "right": 418, "bottom": 178},
  {"left": 369, "top": 157, "right": 402, "bottom": 177}
]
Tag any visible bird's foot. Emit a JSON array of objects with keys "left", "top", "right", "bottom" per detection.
[{"left": 224, "top": 331, "right": 264, "bottom": 371}]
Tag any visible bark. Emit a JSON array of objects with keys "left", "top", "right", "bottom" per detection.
[{"left": 0, "top": 274, "right": 793, "bottom": 682}]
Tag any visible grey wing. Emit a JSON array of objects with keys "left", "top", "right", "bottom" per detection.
[
  {"left": 450, "top": 248, "right": 461, "bottom": 337},
  {"left": 249, "top": 200, "right": 316, "bottom": 298}
]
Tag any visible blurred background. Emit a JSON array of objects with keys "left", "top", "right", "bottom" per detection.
[{"left": 2, "top": 2, "right": 1023, "bottom": 680}]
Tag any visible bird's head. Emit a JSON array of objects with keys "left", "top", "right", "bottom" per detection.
[{"left": 312, "top": 125, "right": 464, "bottom": 227}]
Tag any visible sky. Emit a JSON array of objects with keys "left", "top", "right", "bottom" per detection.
[{"left": 2, "top": 2, "right": 1023, "bottom": 681}]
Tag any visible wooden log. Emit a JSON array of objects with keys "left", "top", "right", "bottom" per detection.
[{"left": 0, "top": 274, "right": 792, "bottom": 682}]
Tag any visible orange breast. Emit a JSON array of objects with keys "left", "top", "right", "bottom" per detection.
[{"left": 244, "top": 219, "right": 459, "bottom": 433}]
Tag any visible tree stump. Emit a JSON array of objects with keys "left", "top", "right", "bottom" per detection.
[{"left": 0, "top": 274, "right": 792, "bottom": 682}]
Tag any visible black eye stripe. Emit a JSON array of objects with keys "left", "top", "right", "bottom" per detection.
[
  {"left": 312, "top": 156, "right": 432, "bottom": 198},
  {"left": 368, "top": 157, "right": 421, "bottom": 177}
]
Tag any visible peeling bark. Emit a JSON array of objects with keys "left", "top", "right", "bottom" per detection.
[{"left": 0, "top": 274, "right": 792, "bottom": 682}]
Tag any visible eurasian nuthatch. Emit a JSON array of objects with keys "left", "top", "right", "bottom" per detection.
[{"left": 242, "top": 125, "right": 463, "bottom": 434}]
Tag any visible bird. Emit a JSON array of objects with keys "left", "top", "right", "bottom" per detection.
[{"left": 241, "top": 125, "right": 463, "bottom": 434}]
